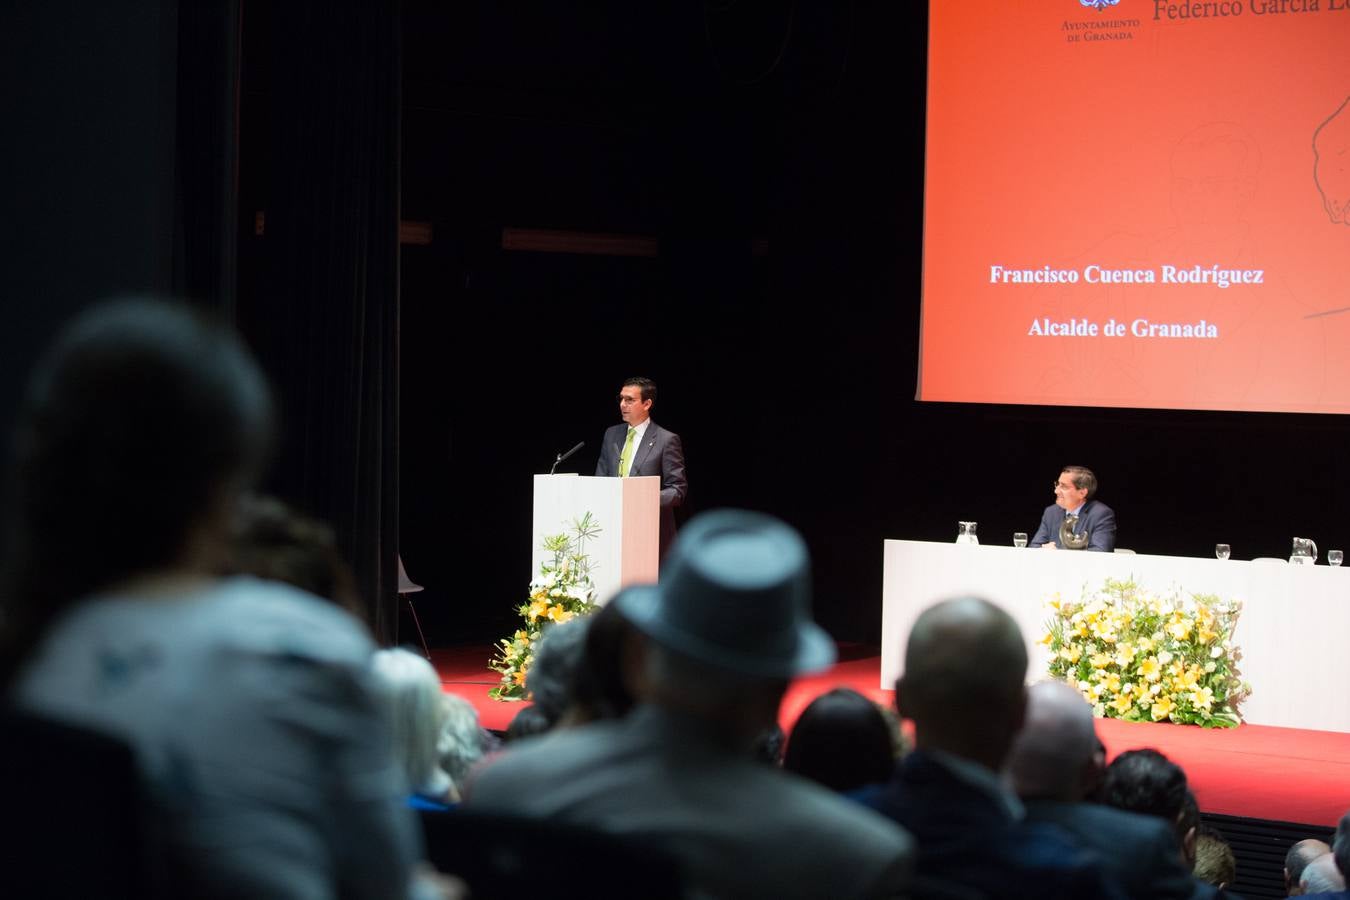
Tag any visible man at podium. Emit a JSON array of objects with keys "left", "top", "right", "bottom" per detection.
[
  {"left": 1030, "top": 465, "right": 1116, "bottom": 552},
  {"left": 596, "top": 377, "right": 687, "bottom": 561}
]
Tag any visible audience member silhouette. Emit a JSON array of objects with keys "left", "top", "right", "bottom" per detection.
[
  {"left": 372, "top": 647, "right": 457, "bottom": 807},
  {"left": 1006, "top": 681, "right": 1195, "bottom": 900},
  {"left": 865, "top": 596, "right": 1122, "bottom": 899},
  {"left": 1288, "top": 839, "right": 1335, "bottom": 896},
  {"left": 1, "top": 299, "right": 423, "bottom": 899},
  {"left": 523, "top": 615, "right": 591, "bottom": 728},
  {"left": 1101, "top": 749, "right": 1195, "bottom": 862},
  {"left": 1304, "top": 811, "right": 1350, "bottom": 898},
  {"left": 504, "top": 704, "right": 550, "bottom": 742},
  {"left": 569, "top": 600, "right": 637, "bottom": 722},
  {"left": 229, "top": 493, "right": 366, "bottom": 620},
  {"left": 785, "top": 687, "right": 896, "bottom": 793},
  {"left": 438, "top": 692, "right": 495, "bottom": 799},
  {"left": 1301, "top": 852, "right": 1347, "bottom": 895},
  {"left": 468, "top": 509, "right": 915, "bottom": 899},
  {"left": 1194, "top": 826, "right": 1236, "bottom": 890}
]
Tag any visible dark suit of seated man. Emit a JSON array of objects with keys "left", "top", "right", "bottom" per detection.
[{"left": 1030, "top": 465, "right": 1117, "bottom": 551}]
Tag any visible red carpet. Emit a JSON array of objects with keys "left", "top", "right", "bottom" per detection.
[{"left": 434, "top": 644, "right": 1350, "bottom": 828}]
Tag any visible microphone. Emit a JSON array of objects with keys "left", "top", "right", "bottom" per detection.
[{"left": 549, "top": 441, "right": 585, "bottom": 475}]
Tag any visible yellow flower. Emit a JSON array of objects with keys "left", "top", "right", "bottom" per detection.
[
  {"left": 528, "top": 599, "right": 549, "bottom": 620},
  {"left": 1151, "top": 695, "right": 1174, "bottom": 720},
  {"left": 1190, "top": 686, "right": 1215, "bottom": 710},
  {"left": 1110, "top": 693, "right": 1134, "bottom": 714},
  {"left": 1197, "top": 624, "right": 1218, "bottom": 644},
  {"left": 547, "top": 604, "right": 573, "bottom": 623},
  {"left": 1167, "top": 617, "right": 1192, "bottom": 641},
  {"left": 1090, "top": 653, "right": 1114, "bottom": 670},
  {"left": 1104, "top": 673, "right": 1122, "bottom": 693},
  {"left": 1138, "top": 657, "right": 1162, "bottom": 682},
  {"left": 1114, "top": 642, "right": 1135, "bottom": 666},
  {"left": 512, "top": 669, "right": 527, "bottom": 686},
  {"left": 1136, "top": 637, "right": 1154, "bottom": 653},
  {"left": 1039, "top": 631, "right": 1054, "bottom": 646},
  {"left": 1059, "top": 645, "right": 1083, "bottom": 663}
]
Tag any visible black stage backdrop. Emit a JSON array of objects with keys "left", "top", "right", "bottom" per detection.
[
  {"left": 6, "top": 0, "right": 405, "bottom": 644},
  {"left": 396, "top": 1, "right": 1350, "bottom": 651},
  {"left": 237, "top": 0, "right": 403, "bottom": 643}
]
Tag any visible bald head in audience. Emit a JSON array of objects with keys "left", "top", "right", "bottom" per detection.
[
  {"left": 896, "top": 596, "right": 1027, "bottom": 771},
  {"left": 1286, "top": 839, "right": 1332, "bottom": 896},
  {"left": 1007, "top": 681, "right": 1098, "bottom": 801},
  {"left": 1300, "top": 852, "right": 1345, "bottom": 894}
]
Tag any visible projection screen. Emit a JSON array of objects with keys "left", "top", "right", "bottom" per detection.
[{"left": 918, "top": 0, "right": 1350, "bottom": 413}]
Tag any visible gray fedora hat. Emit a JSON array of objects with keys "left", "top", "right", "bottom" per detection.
[{"left": 613, "top": 509, "right": 836, "bottom": 679}]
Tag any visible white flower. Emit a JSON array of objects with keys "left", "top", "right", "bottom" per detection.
[
  {"left": 1204, "top": 661, "right": 1216, "bottom": 673},
  {"left": 1157, "top": 650, "right": 1173, "bottom": 665},
  {"left": 1210, "top": 645, "right": 1223, "bottom": 658}
]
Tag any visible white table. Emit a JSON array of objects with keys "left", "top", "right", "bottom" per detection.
[{"left": 881, "top": 540, "right": 1350, "bottom": 732}]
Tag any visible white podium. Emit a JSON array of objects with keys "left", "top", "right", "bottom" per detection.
[{"left": 532, "top": 474, "right": 660, "bottom": 604}]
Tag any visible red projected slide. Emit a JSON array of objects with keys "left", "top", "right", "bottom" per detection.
[{"left": 918, "top": 0, "right": 1350, "bottom": 414}]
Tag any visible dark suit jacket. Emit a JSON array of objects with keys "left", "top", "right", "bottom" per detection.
[
  {"left": 865, "top": 751, "right": 1124, "bottom": 899},
  {"left": 596, "top": 420, "right": 687, "bottom": 560},
  {"left": 1024, "top": 800, "right": 1194, "bottom": 900},
  {"left": 1029, "top": 499, "right": 1117, "bottom": 551}
]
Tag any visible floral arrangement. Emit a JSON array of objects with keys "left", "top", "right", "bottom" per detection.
[
  {"left": 1042, "top": 578, "right": 1249, "bottom": 728},
  {"left": 488, "top": 513, "right": 601, "bottom": 701}
]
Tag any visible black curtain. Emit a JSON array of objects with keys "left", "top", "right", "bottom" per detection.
[
  {"left": 173, "top": 0, "right": 243, "bottom": 317},
  {"left": 238, "top": 0, "right": 402, "bottom": 643}
]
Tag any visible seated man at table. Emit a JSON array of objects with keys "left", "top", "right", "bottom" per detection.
[{"left": 1030, "top": 466, "right": 1116, "bottom": 552}]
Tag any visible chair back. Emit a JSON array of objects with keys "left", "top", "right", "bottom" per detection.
[
  {"left": 418, "top": 807, "right": 686, "bottom": 899},
  {"left": 1, "top": 708, "right": 164, "bottom": 898}
]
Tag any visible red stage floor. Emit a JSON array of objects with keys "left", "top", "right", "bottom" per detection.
[{"left": 434, "top": 644, "right": 1350, "bottom": 828}]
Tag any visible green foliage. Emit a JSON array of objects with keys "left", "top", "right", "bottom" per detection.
[{"left": 488, "top": 514, "right": 601, "bottom": 701}]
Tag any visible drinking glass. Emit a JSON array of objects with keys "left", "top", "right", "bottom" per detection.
[
  {"left": 1215, "top": 543, "right": 1231, "bottom": 561},
  {"left": 1013, "top": 532, "right": 1028, "bottom": 548},
  {"left": 1330, "top": 550, "right": 1344, "bottom": 567}
]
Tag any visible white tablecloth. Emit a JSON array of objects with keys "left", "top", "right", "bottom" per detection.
[{"left": 881, "top": 540, "right": 1350, "bottom": 732}]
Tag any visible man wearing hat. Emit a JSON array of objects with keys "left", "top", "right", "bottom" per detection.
[{"left": 466, "top": 509, "right": 914, "bottom": 899}]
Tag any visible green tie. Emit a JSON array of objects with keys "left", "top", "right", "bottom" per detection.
[{"left": 618, "top": 427, "right": 636, "bottom": 477}]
